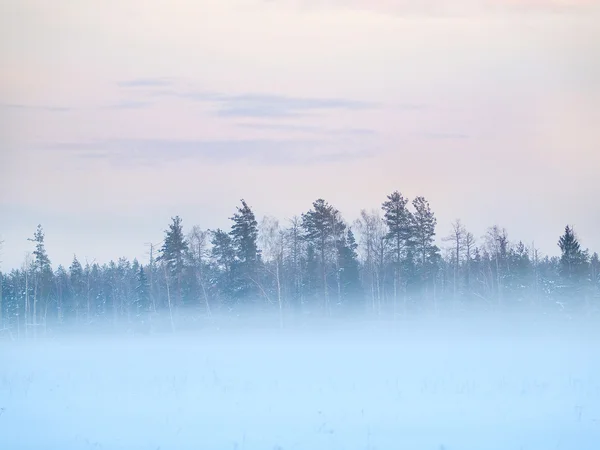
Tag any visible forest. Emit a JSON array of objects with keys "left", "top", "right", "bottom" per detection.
[{"left": 1, "top": 191, "right": 598, "bottom": 337}]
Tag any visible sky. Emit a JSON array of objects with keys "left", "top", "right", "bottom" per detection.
[{"left": 1, "top": 0, "right": 599, "bottom": 270}]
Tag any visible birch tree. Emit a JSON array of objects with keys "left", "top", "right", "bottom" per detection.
[
  {"left": 259, "top": 215, "right": 286, "bottom": 325},
  {"left": 354, "top": 210, "right": 388, "bottom": 314}
]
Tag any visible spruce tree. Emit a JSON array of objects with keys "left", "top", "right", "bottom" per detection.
[
  {"left": 159, "top": 216, "right": 188, "bottom": 278},
  {"left": 506, "top": 241, "right": 532, "bottom": 301},
  {"left": 557, "top": 226, "right": 590, "bottom": 309},
  {"left": 558, "top": 225, "right": 588, "bottom": 283},
  {"left": 69, "top": 255, "right": 83, "bottom": 320}
]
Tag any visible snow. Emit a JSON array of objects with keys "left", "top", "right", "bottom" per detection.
[{"left": 1, "top": 314, "right": 600, "bottom": 450}]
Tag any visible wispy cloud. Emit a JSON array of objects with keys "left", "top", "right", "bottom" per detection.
[
  {"left": 272, "top": 0, "right": 598, "bottom": 17},
  {"left": 1, "top": 103, "right": 73, "bottom": 112},
  {"left": 204, "top": 93, "right": 375, "bottom": 118},
  {"left": 3, "top": 101, "right": 155, "bottom": 113},
  {"left": 117, "top": 79, "right": 377, "bottom": 118},
  {"left": 102, "top": 100, "right": 154, "bottom": 110},
  {"left": 236, "top": 123, "right": 376, "bottom": 136},
  {"left": 117, "top": 78, "right": 175, "bottom": 88},
  {"left": 419, "top": 131, "right": 470, "bottom": 140},
  {"left": 48, "top": 138, "right": 372, "bottom": 167}
]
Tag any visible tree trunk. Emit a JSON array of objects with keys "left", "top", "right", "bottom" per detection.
[
  {"left": 25, "top": 266, "right": 29, "bottom": 339},
  {"left": 197, "top": 267, "right": 211, "bottom": 318},
  {"left": 276, "top": 261, "right": 283, "bottom": 328},
  {"left": 0, "top": 271, "right": 3, "bottom": 330},
  {"left": 33, "top": 276, "right": 38, "bottom": 340},
  {"left": 164, "top": 265, "right": 174, "bottom": 333}
]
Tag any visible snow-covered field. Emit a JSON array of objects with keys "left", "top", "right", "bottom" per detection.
[{"left": 2, "top": 315, "right": 600, "bottom": 450}]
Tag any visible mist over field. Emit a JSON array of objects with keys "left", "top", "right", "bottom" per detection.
[
  {"left": 2, "top": 309, "right": 600, "bottom": 450},
  {"left": 1, "top": 194, "right": 599, "bottom": 449},
  {"left": 2, "top": 0, "right": 600, "bottom": 448}
]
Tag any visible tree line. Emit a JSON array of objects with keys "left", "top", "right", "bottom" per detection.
[{"left": 1, "top": 192, "right": 598, "bottom": 337}]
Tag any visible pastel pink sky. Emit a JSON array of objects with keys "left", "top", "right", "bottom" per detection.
[{"left": 1, "top": 0, "right": 599, "bottom": 269}]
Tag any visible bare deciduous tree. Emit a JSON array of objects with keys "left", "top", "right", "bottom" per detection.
[
  {"left": 484, "top": 225, "right": 509, "bottom": 306},
  {"left": 354, "top": 209, "right": 387, "bottom": 315},
  {"left": 443, "top": 220, "right": 467, "bottom": 302},
  {"left": 187, "top": 226, "right": 212, "bottom": 318},
  {"left": 259, "top": 216, "right": 286, "bottom": 327},
  {"left": 286, "top": 216, "right": 303, "bottom": 311}
]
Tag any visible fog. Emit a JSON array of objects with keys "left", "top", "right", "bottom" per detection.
[{"left": 2, "top": 309, "right": 599, "bottom": 449}]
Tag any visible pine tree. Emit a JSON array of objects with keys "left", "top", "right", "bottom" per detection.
[
  {"left": 304, "top": 243, "right": 319, "bottom": 304},
  {"left": 210, "top": 229, "right": 236, "bottom": 302},
  {"left": 229, "top": 200, "right": 261, "bottom": 301},
  {"left": 28, "top": 225, "right": 53, "bottom": 334},
  {"left": 158, "top": 216, "right": 189, "bottom": 307},
  {"left": 411, "top": 196, "right": 440, "bottom": 286},
  {"left": 302, "top": 199, "right": 346, "bottom": 313},
  {"left": 29, "top": 225, "right": 51, "bottom": 273},
  {"left": 337, "top": 228, "right": 362, "bottom": 309},
  {"left": 230, "top": 200, "right": 260, "bottom": 265},
  {"left": 382, "top": 191, "right": 413, "bottom": 313}
]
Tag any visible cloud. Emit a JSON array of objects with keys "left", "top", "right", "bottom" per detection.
[
  {"left": 419, "top": 131, "right": 470, "bottom": 140},
  {"left": 1, "top": 103, "right": 73, "bottom": 112},
  {"left": 118, "top": 79, "right": 376, "bottom": 118},
  {"left": 3, "top": 100, "right": 154, "bottom": 113},
  {"left": 236, "top": 123, "right": 376, "bottom": 136},
  {"left": 271, "top": 0, "right": 598, "bottom": 17},
  {"left": 117, "top": 78, "right": 175, "bottom": 88},
  {"left": 207, "top": 93, "right": 375, "bottom": 118},
  {"left": 48, "top": 138, "right": 373, "bottom": 167},
  {"left": 102, "top": 100, "right": 154, "bottom": 110}
]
